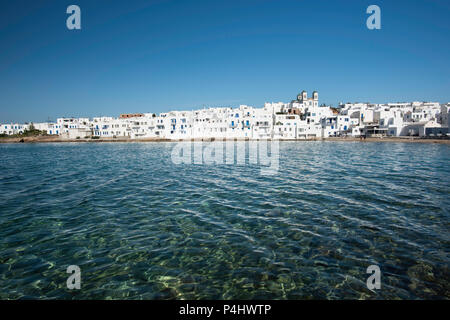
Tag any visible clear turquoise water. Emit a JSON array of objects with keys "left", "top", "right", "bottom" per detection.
[{"left": 0, "top": 142, "right": 449, "bottom": 299}]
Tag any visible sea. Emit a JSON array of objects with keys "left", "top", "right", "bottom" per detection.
[{"left": 0, "top": 141, "right": 448, "bottom": 299}]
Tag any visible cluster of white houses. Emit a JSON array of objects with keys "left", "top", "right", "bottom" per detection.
[{"left": 1, "top": 91, "right": 450, "bottom": 140}]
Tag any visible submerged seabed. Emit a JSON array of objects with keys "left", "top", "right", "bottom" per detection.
[{"left": 0, "top": 142, "right": 448, "bottom": 299}]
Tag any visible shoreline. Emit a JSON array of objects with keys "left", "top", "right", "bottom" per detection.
[{"left": 1, "top": 136, "right": 449, "bottom": 144}]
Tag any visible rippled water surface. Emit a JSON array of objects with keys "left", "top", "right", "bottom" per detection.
[{"left": 0, "top": 142, "right": 449, "bottom": 299}]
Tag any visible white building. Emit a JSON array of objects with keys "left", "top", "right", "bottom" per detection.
[
  {"left": 2, "top": 93, "right": 449, "bottom": 139},
  {"left": 0, "top": 123, "right": 29, "bottom": 135}
]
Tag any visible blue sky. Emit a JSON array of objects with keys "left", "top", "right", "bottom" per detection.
[{"left": 0, "top": 0, "right": 449, "bottom": 123}]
